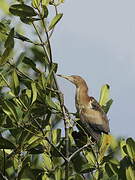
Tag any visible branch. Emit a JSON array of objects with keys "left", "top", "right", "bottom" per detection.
[{"left": 68, "top": 142, "right": 91, "bottom": 162}]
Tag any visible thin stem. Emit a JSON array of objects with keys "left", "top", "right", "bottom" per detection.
[
  {"left": 68, "top": 142, "right": 91, "bottom": 162},
  {"left": 32, "top": 22, "right": 50, "bottom": 61}
]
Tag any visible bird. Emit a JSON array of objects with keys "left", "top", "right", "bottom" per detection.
[{"left": 58, "top": 75, "right": 110, "bottom": 142}]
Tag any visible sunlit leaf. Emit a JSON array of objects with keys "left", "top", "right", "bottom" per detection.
[
  {"left": 42, "top": 152, "right": 52, "bottom": 170},
  {"left": 0, "top": 0, "right": 9, "bottom": 14},
  {"left": 32, "top": 0, "right": 40, "bottom": 8},
  {"left": 98, "top": 134, "right": 112, "bottom": 163},
  {"left": 31, "top": 82, "right": 37, "bottom": 104},
  {"left": 55, "top": 167, "right": 62, "bottom": 180},
  {"left": 120, "top": 139, "right": 127, "bottom": 158},
  {"left": 42, "top": 0, "right": 50, "bottom": 6},
  {"left": 48, "top": 13, "right": 63, "bottom": 31},
  {"left": 126, "top": 166, "right": 135, "bottom": 180},
  {"left": 52, "top": 129, "right": 61, "bottom": 145},
  {"left": 99, "top": 84, "right": 110, "bottom": 106}
]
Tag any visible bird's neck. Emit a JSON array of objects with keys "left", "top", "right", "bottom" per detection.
[{"left": 75, "top": 83, "right": 89, "bottom": 111}]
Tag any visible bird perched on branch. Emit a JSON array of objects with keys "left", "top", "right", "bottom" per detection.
[{"left": 58, "top": 75, "right": 110, "bottom": 142}]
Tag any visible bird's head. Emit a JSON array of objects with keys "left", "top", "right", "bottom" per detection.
[{"left": 57, "top": 75, "right": 87, "bottom": 88}]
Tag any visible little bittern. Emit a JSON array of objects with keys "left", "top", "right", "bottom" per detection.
[{"left": 58, "top": 75, "right": 110, "bottom": 142}]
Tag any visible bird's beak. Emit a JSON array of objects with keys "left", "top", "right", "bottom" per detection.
[{"left": 57, "top": 74, "right": 74, "bottom": 83}]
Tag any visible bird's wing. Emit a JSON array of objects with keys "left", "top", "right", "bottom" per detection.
[
  {"left": 80, "top": 96, "right": 110, "bottom": 133},
  {"left": 89, "top": 96, "right": 105, "bottom": 114}
]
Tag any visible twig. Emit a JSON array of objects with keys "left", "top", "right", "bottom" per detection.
[{"left": 68, "top": 142, "right": 91, "bottom": 162}]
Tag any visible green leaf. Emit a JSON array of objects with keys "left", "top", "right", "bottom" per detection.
[
  {"left": 0, "top": 22, "right": 7, "bottom": 33},
  {"left": 0, "top": 28, "right": 14, "bottom": 65},
  {"left": 48, "top": 13, "right": 63, "bottom": 31},
  {"left": 31, "top": 82, "right": 37, "bottom": 104},
  {"left": 42, "top": 0, "right": 50, "bottom": 6},
  {"left": 98, "top": 134, "right": 112, "bottom": 163},
  {"left": 5, "top": 28, "right": 14, "bottom": 49},
  {"left": 99, "top": 84, "right": 110, "bottom": 106},
  {"left": 52, "top": 129, "right": 61, "bottom": 145},
  {"left": 32, "top": 0, "right": 40, "bottom": 8},
  {"left": 20, "top": 17, "right": 40, "bottom": 24},
  {"left": 0, "top": 47, "right": 11, "bottom": 65},
  {"left": 12, "top": 69, "right": 20, "bottom": 96},
  {"left": 22, "top": 56, "right": 40, "bottom": 73},
  {"left": 120, "top": 139, "right": 127, "bottom": 158},
  {"left": 0, "top": 137, "right": 16, "bottom": 149},
  {"left": 9, "top": 4, "right": 37, "bottom": 17},
  {"left": 42, "top": 5, "right": 48, "bottom": 18},
  {"left": 46, "top": 93, "right": 57, "bottom": 110},
  {"left": 46, "top": 63, "right": 58, "bottom": 84},
  {"left": 0, "top": 0, "right": 9, "bottom": 14},
  {"left": 126, "top": 138, "right": 135, "bottom": 160},
  {"left": 27, "top": 137, "right": 42, "bottom": 150},
  {"left": 80, "top": 163, "right": 96, "bottom": 173},
  {"left": 15, "top": 32, "right": 32, "bottom": 42},
  {"left": 103, "top": 99, "right": 113, "bottom": 114},
  {"left": 54, "top": 167, "right": 62, "bottom": 180},
  {"left": 42, "top": 152, "right": 52, "bottom": 170},
  {"left": 2, "top": 100, "right": 18, "bottom": 122},
  {"left": 84, "top": 150, "right": 96, "bottom": 165},
  {"left": 126, "top": 166, "right": 135, "bottom": 180}
]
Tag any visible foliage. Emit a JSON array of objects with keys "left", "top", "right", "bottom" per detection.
[{"left": 0, "top": 0, "right": 134, "bottom": 180}]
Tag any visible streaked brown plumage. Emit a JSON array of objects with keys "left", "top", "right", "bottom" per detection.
[{"left": 58, "top": 75, "right": 110, "bottom": 142}]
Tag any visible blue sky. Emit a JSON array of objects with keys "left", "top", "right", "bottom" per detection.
[{"left": 53, "top": 0, "right": 135, "bottom": 138}]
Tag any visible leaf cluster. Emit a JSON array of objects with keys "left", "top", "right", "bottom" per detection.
[{"left": 0, "top": 1, "right": 134, "bottom": 180}]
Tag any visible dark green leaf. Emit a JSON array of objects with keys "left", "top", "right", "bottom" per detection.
[
  {"left": 0, "top": 47, "right": 11, "bottom": 65},
  {"left": 12, "top": 69, "right": 20, "bottom": 96},
  {"left": 42, "top": 5, "right": 48, "bottom": 18},
  {"left": 9, "top": 4, "right": 37, "bottom": 17},
  {"left": 126, "top": 138, "right": 135, "bottom": 160},
  {"left": 80, "top": 163, "right": 96, "bottom": 173},
  {"left": 0, "top": 137, "right": 16, "bottom": 149},
  {"left": 20, "top": 17, "right": 40, "bottom": 24},
  {"left": 0, "top": 22, "right": 7, "bottom": 33},
  {"left": 2, "top": 100, "right": 18, "bottom": 122},
  {"left": 22, "top": 56, "right": 40, "bottom": 73},
  {"left": 102, "top": 99, "right": 113, "bottom": 114},
  {"left": 15, "top": 32, "right": 32, "bottom": 42},
  {"left": 48, "top": 13, "right": 63, "bottom": 31},
  {"left": 5, "top": 28, "right": 14, "bottom": 49},
  {"left": 46, "top": 93, "right": 57, "bottom": 110}
]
